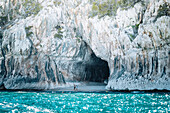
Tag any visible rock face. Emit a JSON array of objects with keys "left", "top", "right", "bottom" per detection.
[{"left": 0, "top": 0, "right": 169, "bottom": 90}]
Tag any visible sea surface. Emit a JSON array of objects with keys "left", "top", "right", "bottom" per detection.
[{"left": 0, "top": 91, "right": 169, "bottom": 112}]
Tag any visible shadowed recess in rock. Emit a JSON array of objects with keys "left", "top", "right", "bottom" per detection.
[
  {"left": 84, "top": 53, "right": 110, "bottom": 82},
  {"left": 71, "top": 43, "right": 110, "bottom": 83}
]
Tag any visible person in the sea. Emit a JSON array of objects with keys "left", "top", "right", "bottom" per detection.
[
  {"left": 74, "top": 84, "right": 76, "bottom": 90},
  {"left": 74, "top": 84, "right": 78, "bottom": 91}
]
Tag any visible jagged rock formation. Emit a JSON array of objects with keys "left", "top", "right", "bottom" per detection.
[{"left": 0, "top": 0, "right": 169, "bottom": 90}]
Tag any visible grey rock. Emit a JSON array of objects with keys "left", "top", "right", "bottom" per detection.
[{"left": 0, "top": 0, "right": 169, "bottom": 90}]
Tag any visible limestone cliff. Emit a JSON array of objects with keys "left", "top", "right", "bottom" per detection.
[{"left": 0, "top": 0, "right": 169, "bottom": 90}]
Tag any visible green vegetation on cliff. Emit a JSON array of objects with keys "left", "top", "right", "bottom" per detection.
[
  {"left": 23, "top": 0, "right": 43, "bottom": 17},
  {"left": 0, "top": 0, "right": 42, "bottom": 28},
  {"left": 89, "top": 0, "right": 144, "bottom": 18},
  {"left": 154, "top": 2, "right": 170, "bottom": 22},
  {"left": 54, "top": 25, "right": 63, "bottom": 39}
]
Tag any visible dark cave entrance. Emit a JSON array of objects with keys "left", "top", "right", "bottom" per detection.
[
  {"left": 74, "top": 52, "right": 110, "bottom": 83},
  {"left": 84, "top": 53, "right": 110, "bottom": 83},
  {"left": 73, "top": 42, "right": 110, "bottom": 83}
]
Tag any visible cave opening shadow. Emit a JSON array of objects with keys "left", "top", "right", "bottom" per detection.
[{"left": 83, "top": 53, "right": 110, "bottom": 83}]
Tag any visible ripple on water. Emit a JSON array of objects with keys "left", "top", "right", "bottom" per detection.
[{"left": 0, "top": 92, "right": 169, "bottom": 112}]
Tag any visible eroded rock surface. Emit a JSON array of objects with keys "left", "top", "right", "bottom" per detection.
[{"left": 0, "top": 0, "right": 169, "bottom": 90}]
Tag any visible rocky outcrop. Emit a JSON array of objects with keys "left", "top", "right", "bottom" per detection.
[
  {"left": 0, "top": 2, "right": 109, "bottom": 89},
  {"left": 80, "top": 0, "right": 170, "bottom": 90},
  {"left": 0, "top": 0, "right": 169, "bottom": 90}
]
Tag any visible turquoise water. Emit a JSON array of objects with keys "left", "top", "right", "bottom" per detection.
[{"left": 0, "top": 91, "right": 169, "bottom": 113}]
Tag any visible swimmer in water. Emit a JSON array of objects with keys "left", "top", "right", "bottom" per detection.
[{"left": 74, "top": 84, "right": 76, "bottom": 90}]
